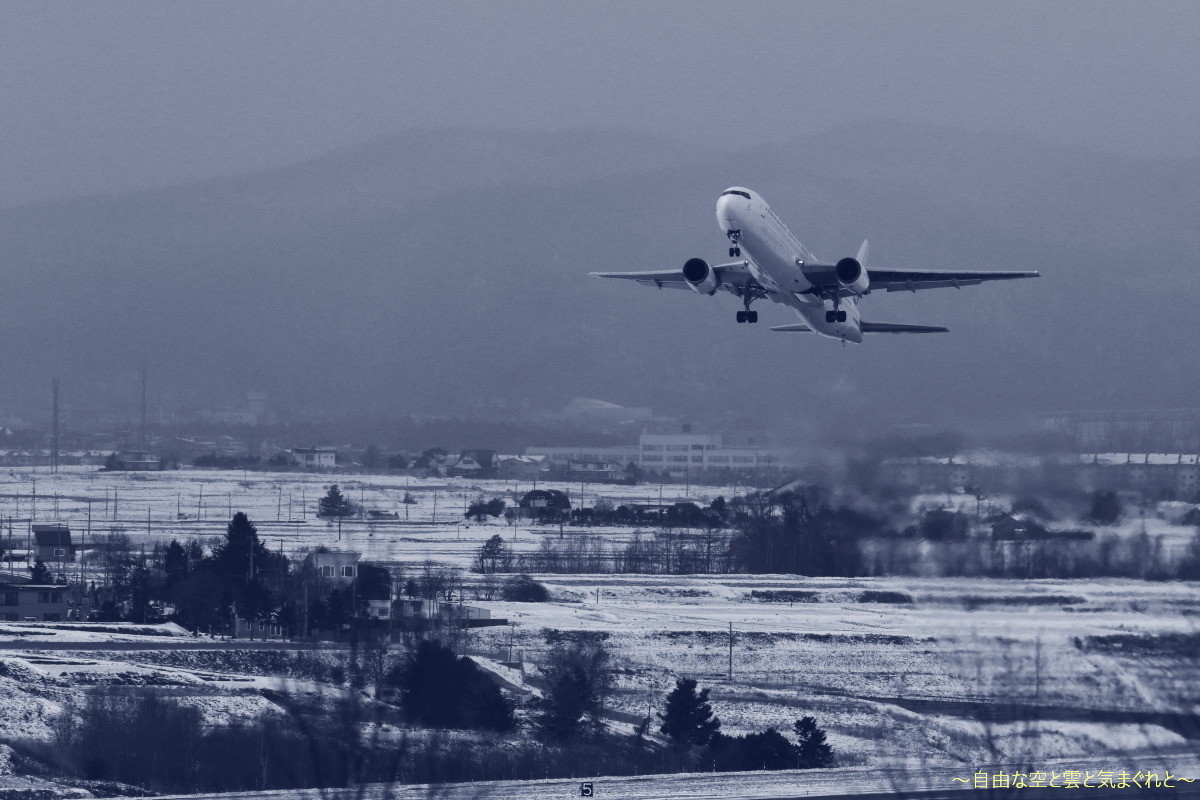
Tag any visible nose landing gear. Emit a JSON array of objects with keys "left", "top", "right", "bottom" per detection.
[{"left": 726, "top": 229, "right": 741, "bottom": 258}]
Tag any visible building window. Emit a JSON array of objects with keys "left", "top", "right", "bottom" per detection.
[
  {"left": 669, "top": 456, "right": 689, "bottom": 463},
  {"left": 643, "top": 455, "right": 662, "bottom": 463},
  {"left": 691, "top": 444, "right": 705, "bottom": 451},
  {"left": 1, "top": 592, "right": 17, "bottom": 606},
  {"left": 321, "top": 565, "right": 334, "bottom": 577},
  {"left": 342, "top": 566, "right": 356, "bottom": 578},
  {"left": 643, "top": 445, "right": 661, "bottom": 452},
  {"left": 53, "top": 548, "right": 65, "bottom": 557},
  {"left": 691, "top": 456, "right": 703, "bottom": 463}
]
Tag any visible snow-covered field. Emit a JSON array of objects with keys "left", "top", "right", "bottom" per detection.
[
  {"left": 0, "top": 467, "right": 736, "bottom": 569},
  {"left": 0, "top": 467, "right": 1197, "bottom": 792},
  {"left": 458, "top": 573, "right": 1200, "bottom": 767}
]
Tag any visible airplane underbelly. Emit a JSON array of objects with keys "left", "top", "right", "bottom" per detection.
[
  {"left": 743, "top": 233, "right": 814, "bottom": 301},
  {"left": 795, "top": 304, "right": 863, "bottom": 344}
]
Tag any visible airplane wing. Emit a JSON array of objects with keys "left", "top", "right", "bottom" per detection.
[
  {"left": 589, "top": 261, "right": 763, "bottom": 295},
  {"left": 868, "top": 268, "right": 1039, "bottom": 293},
  {"left": 772, "top": 321, "right": 949, "bottom": 334}
]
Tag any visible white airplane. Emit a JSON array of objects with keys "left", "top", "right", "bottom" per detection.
[{"left": 591, "top": 187, "right": 1039, "bottom": 343}]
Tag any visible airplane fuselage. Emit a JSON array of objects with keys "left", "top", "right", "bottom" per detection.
[{"left": 716, "top": 187, "right": 864, "bottom": 343}]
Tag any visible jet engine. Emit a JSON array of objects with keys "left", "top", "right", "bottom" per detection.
[
  {"left": 835, "top": 257, "right": 870, "bottom": 295},
  {"left": 683, "top": 258, "right": 719, "bottom": 295}
]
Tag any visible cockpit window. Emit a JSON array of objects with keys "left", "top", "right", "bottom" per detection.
[{"left": 721, "top": 190, "right": 751, "bottom": 199}]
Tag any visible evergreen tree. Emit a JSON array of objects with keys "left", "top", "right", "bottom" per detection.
[
  {"left": 658, "top": 677, "right": 721, "bottom": 747},
  {"left": 318, "top": 484, "right": 355, "bottom": 518},
  {"left": 394, "top": 640, "right": 514, "bottom": 731},
  {"left": 793, "top": 716, "right": 834, "bottom": 768},
  {"left": 163, "top": 540, "right": 189, "bottom": 587},
  {"left": 212, "top": 513, "right": 273, "bottom": 583},
  {"left": 30, "top": 557, "right": 53, "bottom": 583},
  {"left": 210, "top": 513, "right": 279, "bottom": 624},
  {"left": 538, "top": 638, "right": 613, "bottom": 740}
]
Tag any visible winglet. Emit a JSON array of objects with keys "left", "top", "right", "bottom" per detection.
[{"left": 856, "top": 239, "right": 869, "bottom": 264}]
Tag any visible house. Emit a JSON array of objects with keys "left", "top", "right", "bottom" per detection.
[
  {"left": 497, "top": 454, "right": 550, "bottom": 481},
  {"left": 518, "top": 489, "right": 571, "bottom": 518},
  {"left": 444, "top": 449, "right": 498, "bottom": 478},
  {"left": 391, "top": 598, "right": 499, "bottom": 626},
  {"left": 304, "top": 550, "right": 360, "bottom": 583},
  {"left": 33, "top": 525, "right": 75, "bottom": 564},
  {"left": 113, "top": 450, "right": 160, "bottom": 471},
  {"left": 0, "top": 582, "right": 70, "bottom": 622},
  {"left": 292, "top": 447, "right": 337, "bottom": 469}
]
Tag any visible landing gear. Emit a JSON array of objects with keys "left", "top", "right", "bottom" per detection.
[
  {"left": 735, "top": 281, "right": 763, "bottom": 324},
  {"left": 825, "top": 293, "right": 847, "bottom": 324},
  {"left": 726, "top": 229, "right": 741, "bottom": 258}
]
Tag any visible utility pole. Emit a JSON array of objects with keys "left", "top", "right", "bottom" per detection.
[{"left": 727, "top": 622, "right": 733, "bottom": 682}]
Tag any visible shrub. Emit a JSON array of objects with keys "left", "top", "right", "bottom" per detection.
[{"left": 501, "top": 574, "right": 549, "bottom": 602}]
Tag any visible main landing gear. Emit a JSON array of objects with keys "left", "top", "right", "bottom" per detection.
[
  {"left": 727, "top": 229, "right": 741, "bottom": 258},
  {"left": 824, "top": 294, "right": 848, "bottom": 324},
  {"left": 736, "top": 281, "right": 764, "bottom": 324}
]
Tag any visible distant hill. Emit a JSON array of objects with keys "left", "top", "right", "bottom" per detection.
[{"left": 0, "top": 123, "right": 1196, "bottom": 435}]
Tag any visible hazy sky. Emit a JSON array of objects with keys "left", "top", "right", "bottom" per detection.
[{"left": 2, "top": 1, "right": 1198, "bottom": 208}]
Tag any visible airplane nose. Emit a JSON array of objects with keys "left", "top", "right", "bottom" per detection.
[{"left": 716, "top": 195, "right": 741, "bottom": 227}]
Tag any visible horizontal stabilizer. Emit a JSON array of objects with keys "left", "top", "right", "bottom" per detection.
[
  {"left": 861, "top": 321, "right": 948, "bottom": 334},
  {"left": 771, "top": 321, "right": 949, "bottom": 334}
]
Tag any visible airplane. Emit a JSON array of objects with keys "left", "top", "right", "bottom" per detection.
[{"left": 590, "top": 187, "right": 1039, "bottom": 343}]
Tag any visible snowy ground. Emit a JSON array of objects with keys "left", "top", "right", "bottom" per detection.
[
  {"left": 0, "top": 467, "right": 1197, "bottom": 791},
  {"left": 0, "top": 467, "right": 737, "bottom": 571},
  {"left": 461, "top": 574, "right": 1200, "bottom": 769}
]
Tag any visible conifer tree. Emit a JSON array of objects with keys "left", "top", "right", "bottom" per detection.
[
  {"left": 793, "top": 715, "right": 834, "bottom": 768},
  {"left": 318, "top": 484, "right": 354, "bottom": 518},
  {"left": 30, "top": 557, "right": 53, "bottom": 583},
  {"left": 658, "top": 677, "right": 721, "bottom": 747}
]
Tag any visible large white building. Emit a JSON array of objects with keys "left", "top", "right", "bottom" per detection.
[
  {"left": 638, "top": 433, "right": 769, "bottom": 477},
  {"left": 291, "top": 447, "right": 337, "bottom": 469},
  {"left": 527, "top": 432, "right": 777, "bottom": 479}
]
